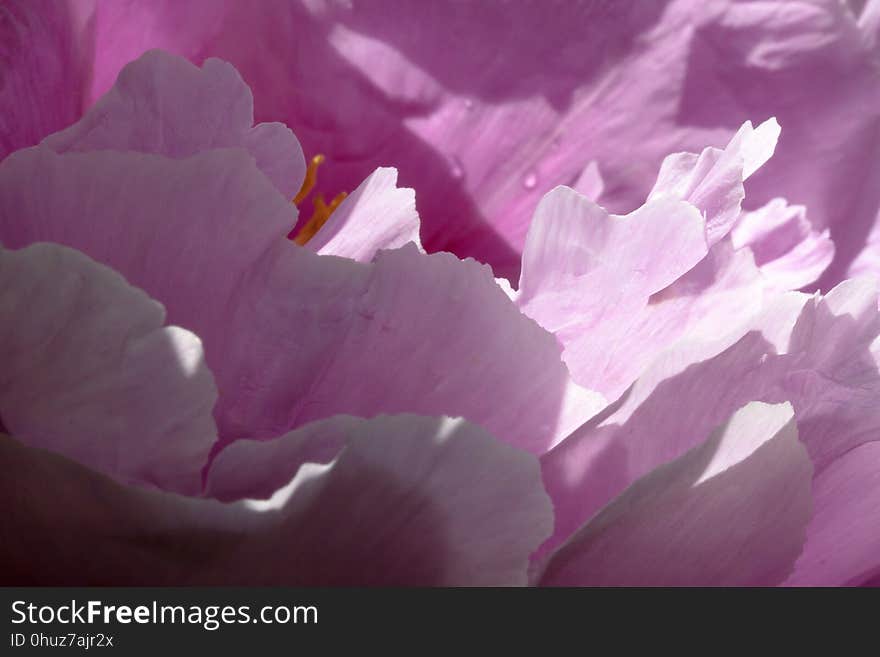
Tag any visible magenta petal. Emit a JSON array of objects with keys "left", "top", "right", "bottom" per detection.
[
  {"left": 0, "top": 0, "right": 90, "bottom": 160},
  {"left": 206, "top": 414, "right": 553, "bottom": 586},
  {"left": 0, "top": 244, "right": 217, "bottom": 494},
  {"left": 539, "top": 402, "right": 812, "bottom": 586},
  {"left": 42, "top": 49, "right": 306, "bottom": 199}
]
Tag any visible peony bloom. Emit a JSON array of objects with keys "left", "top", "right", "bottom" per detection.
[
  {"left": 2, "top": 1, "right": 879, "bottom": 586},
  {"left": 0, "top": 50, "right": 598, "bottom": 585}
]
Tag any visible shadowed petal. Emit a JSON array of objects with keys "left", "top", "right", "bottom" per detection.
[
  {"left": 785, "top": 440, "right": 880, "bottom": 586},
  {"left": 0, "top": 433, "right": 253, "bottom": 585},
  {"left": 0, "top": 243, "right": 217, "bottom": 494},
  {"left": 539, "top": 402, "right": 812, "bottom": 586},
  {"left": 732, "top": 198, "right": 834, "bottom": 290},
  {"left": 0, "top": 0, "right": 91, "bottom": 160},
  {"left": 540, "top": 278, "right": 880, "bottom": 556},
  {"left": 207, "top": 414, "right": 553, "bottom": 586},
  {"left": 2, "top": 411, "right": 554, "bottom": 586},
  {"left": 0, "top": 147, "right": 599, "bottom": 452}
]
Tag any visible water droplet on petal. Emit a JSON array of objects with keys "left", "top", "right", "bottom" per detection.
[
  {"left": 448, "top": 155, "right": 465, "bottom": 180},
  {"left": 522, "top": 170, "right": 538, "bottom": 190},
  {"left": 463, "top": 98, "right": 474, "bottom": 110}
]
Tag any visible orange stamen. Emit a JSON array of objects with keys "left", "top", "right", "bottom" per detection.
[
  {"left": 293, "top": 192, "right": 349, "bottom": 245},
  {"left": 293, "top": 154, "right": 326, "bottom": 205},
  {"left": 291, "top": 154, "right": 347, "bottom": 245}
]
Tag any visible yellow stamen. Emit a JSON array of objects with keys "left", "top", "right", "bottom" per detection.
[
  {"left": 293, "top": 154, "right": 326, "bottom": 205},
  {"left": 293, "top": 192, "right": 348, "bottom": 245},
  {"left": 290, "top": 154, "right": 348, "bottom": 245}
]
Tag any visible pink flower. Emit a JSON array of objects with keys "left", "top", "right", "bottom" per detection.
[
  {"left": 1, "top": 50, "right": 601, "bottom": 584},
  {"left": 1, "top": 2, "right": 879, "bottom": 586}
]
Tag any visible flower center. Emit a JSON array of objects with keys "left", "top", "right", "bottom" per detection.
[{"left": 291, "top": 155, "right": 348, "bottom": 245}]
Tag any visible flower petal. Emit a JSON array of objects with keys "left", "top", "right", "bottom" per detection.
[
  {"left": 731, "top": 198, "right": 835, "bottom": 290},
  {"left": 226, "top": 243, "right": 603, "bottom": 452},
  {"left": 42, "top": 49, "right": 305, "bottom": 199},
  {"left": 516, "top": 185, "right": 710, "bottom": 399},
  {"left": 306, "top": 166, "right": 422, "bottom": 261},
  {"left": 0, "top": 433, "right": 251, "bottom": 585},
  {"left": 538, "top": 314, "right": 798, "bottom": 557},
  {"left": 571, "top": 161, "right": 604, "bottom": 200},
  {"left": 784, "top": 277, "right": 880, "bottom": 470},
  {"left": 541, "top": 277, "right": 880, "bottom": 559},
  {"left": 0, "top": 243, "right": 217, "bottom": 494},
  {"left": 2, "top": 409, "right": 555, "bottom": 586},
  {"left": 0, "top": 0, "right": 90, "bottom": 160},
  {"left": 785, "top": 440, "right": 880, "bottom": 586},
  {"left": 648, "top": 119, "right": 780, "bottom": 246},
  {"left": 206, "top": 414, "right": 553, "bottom": 586},
  {"left": 519, "top": 187, "right": 708, "bottom": 300},
  {"left": 0, "top": 147, "right": 598, "bottom": 452},
  {"left": 539, "top": 402, "right": 812, "bottom": 586}
]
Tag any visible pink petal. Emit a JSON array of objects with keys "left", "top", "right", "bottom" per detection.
[
  {"left": 223, "top": 242, "right": 603, "bottom": 452},
  {"left": 43, "top": 49, "right": 306, "bottom": 200},
  {"left": 845, "top": 210, "right": 880, "bottom": 280},
  {"left": 570, "top": 161, "right": 604, "bottom": 201},
  {"left": 648, "top": 119, "right": 780, "bottom": 246},
  {"left": 206, "top": 414, "right": 553, "bottom": 586},
  {"left": 0, "top": 0, "right": 90, "bottom": 160},
  {"left": 785, "top": 277, "right": 880, "bottom": 470},
  {"left": 858, "top": 0, "right": 880, "bottom": 54},
  {"left": 641, "top": 241, "right": 766, "bottom": 349},
  {"left": 540, "top": 280, "right": 880, "bottom": 555},
  {"left": 538, "top": 316, "right": 796, "bottom": 557},
  {"left": 0, "top": 147, "right": 598, "bottom": 452},
  {"left": 785, "top": 440, "right": 880, "bottom": 586},
  {"left": 0, "top": 146, "right": 297, "bottom": 361},
  {"left": 2, "top": 411, "right": 554, "bottom": 586},
  {"left": 732, "top": 198, "right": 834, "bottom": 290},
  {"left": 539, "top": 402, "right": 812, "bottom": 586},
  {"left": 516, "top": 185, "right": 709, "bottom": 399},
  {"left": 0, "top": 243, "right": 217, "bottom": 494},
  {"left": 519, "top": 187, "right": 707, "bottom": 300},
  {"left": 307, "top": 166, "right": 422, "bottom": 261}
]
